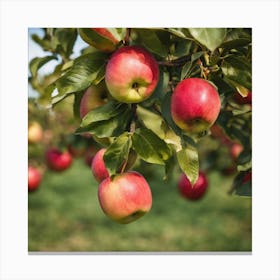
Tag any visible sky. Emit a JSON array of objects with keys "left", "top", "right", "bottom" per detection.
[{"left": 28, "top": 28, "right": 87, "bottom": 97}]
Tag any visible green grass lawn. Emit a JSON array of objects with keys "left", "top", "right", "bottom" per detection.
[{"left": 28, "top": 159, "right": 252, "bottom": 252}]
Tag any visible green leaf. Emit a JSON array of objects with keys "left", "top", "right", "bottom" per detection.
[
  {"left": 81, "top": 101, "right": 127, "bottom": 127},
  {"left": 161, "top": 92, "right": 182, "bottom": 135},
  {"left": 29, "top": 56, "right": 58, "bottom": 77},
  {"left": 132, "top": 128, "right": 172, "bottom": 165},
  {"left": 221, "top": 56, "right": 251, "bottom": 90},
  {"left": 220, "top": 38, "right": 251, "bottom": 51},
  {"left": 176, "top": 145, "right": 199, "bottom": 185},
  {"left": 231, "top": 172, "right": 252, "bottom": 196},
  {"left": 52, "top": 52, "right": 108, "bottom": 99},
  {"left": 136, "top": 29, "right": 169, "bottom": 57},
  {"left": 52, "top": 28, "right": 77, "bottom": 58},
  {"left": 76, "top": 105, "right": 133, "bottom": 138},
  {"left": 189, "top": 28, "right": 227, "bottom": 51},
  {"left": 103, "top": 133, "right": 131, "bottom": 176},
  {"left": 181, "top": 61, "right": 193, "bottom": 80}
]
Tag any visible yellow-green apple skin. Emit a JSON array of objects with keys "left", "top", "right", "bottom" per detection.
[
  {"left": 28, "top": 121, "right": 43, "bottom": 144},
  {"left": 98, "top": 171, "right": 152, "bottom": 224},
  {"left": 171, "top": 78, "right": 221, "bottom": 134},
  {"left": 105, "top": 46, "right": 159, "bottom": 103}
]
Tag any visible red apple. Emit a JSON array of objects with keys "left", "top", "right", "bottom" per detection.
[
  {"left": 105, "top": 46, "right": 159, "bottom": 103},
  {"left": 233, "top": 91, "right": 252, "bottom": 105},
  {"left": 79, "top": 82, "right": 108, "bottom": 119},
  {"left": 28, "top": 166, "right": 42, "bottom": 192},
  {"left": 230, "top": 142, "right": 243, "bottom": 160},
  {"left": 78, "top": 28, "right": 125, "bottom": 52},
  {"left": 178, "top": 171, "right": 208, "bottom": 200},
  {"left": 45, "top": 148, "right": 72, "bottom": 172},
  {"left": 91, "top": 148, "right": 109, "bottom": 182},
  {"left": 171, "top": 78, "right": 221, "bottom": 134},
  {"left": 28, "top": 121, "right": 43, "bottom": 144},
  {"left": 91, "top": 148, "right": 137, "bottom": 182},
  {"left": 98, "top": 171, "right": 152, "bottom": 224}
]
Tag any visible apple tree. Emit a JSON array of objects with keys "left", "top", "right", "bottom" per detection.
[{"left": 29, "top": 28, "right": 252, "bottom": 222}]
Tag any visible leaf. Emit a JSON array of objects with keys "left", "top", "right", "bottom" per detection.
[
  {"left": 220, "top": 38, "right": 251, "bottom": 51},
  {"left": 181, "top": 61, "right": 192, "bottom": 80},
  {"left": 52, "top": 28, "right": 77, "bottom": 58},
  {"left": 189, "top": 28, "right": 227, "bottom": 51},
  {"left": 103, "top": 133, "right": 131, "bottom": 176},
  {"left": 221, "top": 56, "right": 251, "bottom": 90},
  {"left": 136, "top": 29, "right": 169, "bottom": 57},
  {"left": 76, "top": 105, "right": 133, "bottom": 138},
  {"left": 176, "top": 145, "right": 199, "bottom": 186},
  {"left": 161, "top": 92, "right": 182, "bottom": 135},
  {"left": 52, "top": 52, "right": 108, "bottom": 99},
  {"left": 29, "top": 55, "right": 58, "bottom": 77},
  {"left": 132, "top": 128, "right": 172, "bottom": 165},
  {"left": 81, "top": 101, "right": 127, "bottom": 127},
  {"left": 231, "top": 172, "right": 252, "bottom": 196}
]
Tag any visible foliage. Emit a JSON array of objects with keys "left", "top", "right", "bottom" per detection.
[{"left": 29, "top": 27, "right": 252, "bottom": 196}]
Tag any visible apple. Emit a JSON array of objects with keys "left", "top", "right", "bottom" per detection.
[
  {"left": 178, "top": 171, "right": 208, "bottom": 200},
  {"left": 91, "top": 148, "right": 137, "bottom": 182},
  {"left": 28, "top": 121, "right": 43, "bottom": 144},
  {"left": 80, "top": 82, "right": 108, "bottom": 119},
  {"left": 28, "top": 166, "right": 42, "bottom": 192},
  {"left": 78, "top": 28, "right": 125, "bottom": 52},
  {"left": 230, "top": 142, "right": 243, "bottom": 160},
  {"left": 98, "top": 171, "right": 152, "bottom": 224},
  {"left": 91, "top": 148, "right": 109, "bottom": 181},
  {"left": 45, "top": 148, "right": 72, "bottom": 172},
  {"left": 233, "top": 91, "right": 252, "bottom": 105},
  {"left": 171, "top": 78, "right": 221, "bottom": 134},
  {"left": 105, "top": 46, "right": 159, "bottom": 103}
]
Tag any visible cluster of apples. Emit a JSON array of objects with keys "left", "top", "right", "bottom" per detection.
[
  {"left": 28, "top": 120, "right": 74, "bottom": 192},
  {"left": 77, "top": 29, "right": 223, "bottom": 223}
]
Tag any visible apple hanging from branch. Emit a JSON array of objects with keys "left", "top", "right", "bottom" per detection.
[
  {"left": 171, "top": 78, "right": 221, "bottom": 134},
  {"left": 98, "top": 171, "right": 152, "bottom": 224},
  {"left": 105, "top": 46, "right": 159, "bottom": 103}
]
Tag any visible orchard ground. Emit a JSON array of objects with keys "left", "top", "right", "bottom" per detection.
[{"left": 28, "top": 159, "right": 251, "bottom": 252}]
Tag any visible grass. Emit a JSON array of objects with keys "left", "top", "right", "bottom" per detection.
[{"left": 28, "top": 159, "right": 252, "bottom": 252}]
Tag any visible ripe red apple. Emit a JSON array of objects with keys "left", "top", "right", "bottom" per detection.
[
  {"left": 105, "top": 46, "right": 159, "bottom": 103},
  {"left": 28, "top": 121, "right": 43, "bottom": 144},
  {"left": 91, "top": 148, "right": 137, "bottom": 182},
  {"left": 171, "top": 78, "right": 221, "bottom": 134},
  {"left": 28, "top": 166, "right": 42, "bottom": 192},
  {"left": 79, "top": 82, "right": 108, "bottom": 119},
  {"left": 233, "top": 91, "right": 252, "bottom": 105},
  {"left": 178, "top": 171, "right": 208, "bottom": 200},
  {"left": 98, "top": 171, "right": 152, "bottom": 224},
  {"left": 78, "top": 28, "right": 125, "bottom": 52},
  {"left": 45, "top": 148, "right": 73, "bottom": 172},
  {"left": 91, "top": 148, "right": 109, "bottom": 182}
]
